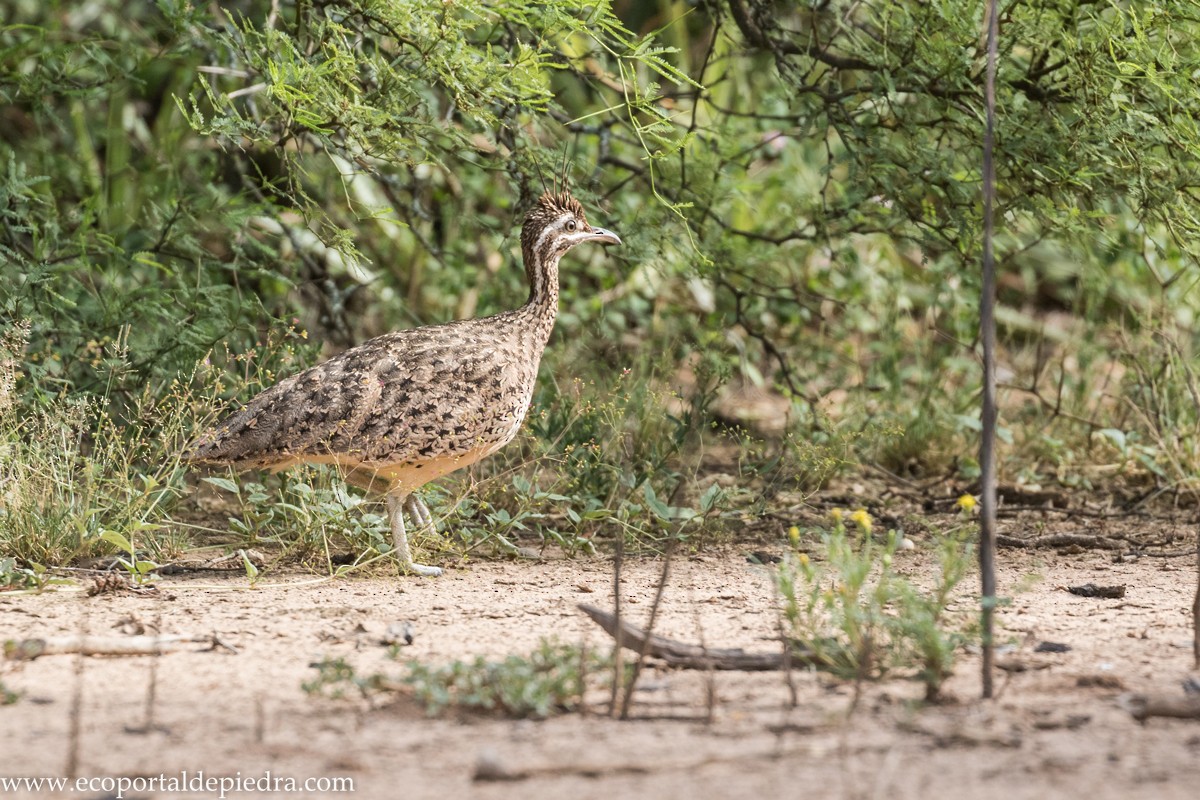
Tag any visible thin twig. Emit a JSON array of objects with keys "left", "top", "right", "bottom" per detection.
[
  {"left": 140, "top": 616, "right": 162, "bottom": 733},
  {"left": 619, "top": 542, "right": 674, "bottom": 719},
  {"left": 978, "top": 0, "right": 1001, "bottom": 702},
  {"left": 1123, "top": 693, "right": 1200, "bottom": 722},
  {"left": 609, "top": 538, "right": 624, "bottom": 717},
  {"left": 1194, "top": 532, "right": 1200, "bottom": 669},
  {"left": 65, "top": 612, "right": 88, "bottom": 779},
  {"left": 773, "top": 579, "right": 798, "bottom": 709},
  {"left": 5, "top": 634, "right": 227, "bottom": 660}
]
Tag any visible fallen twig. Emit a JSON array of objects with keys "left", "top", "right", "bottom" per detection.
[
  {"left": 1122, "top": 693, "right": 1200, "bottom": 722},
  {"left": 5, "top": 634, "right": 232, "bottom": 660},
  {"left": 578, "top": 604, "right": 815, "bottom": 671},
  {"left": 1066, "top": 583, "right": 1126, "bottom": 599},
  {"left": 997, "top": 533, "right": 1123, "bottom": 550},
  {"left": 473, "top": 740, "right": 835, "bottom": 783}
]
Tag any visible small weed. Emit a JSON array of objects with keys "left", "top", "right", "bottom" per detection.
[
  {"left": 451, "top": 367, "right": 731, "bottom": 555},
  {"left": 97, "top": 527, "right": 161, "bottom": 585},
  {"left": 303, "top": 639, "right": 611, "bottom": 719},
  {"left": 239, "top": 549, "right": 261, "bottom": 587},
  {"left": 202, "top": 470, "right": 394, "bottom": 570},
  {"left": 777, "top": 507, "right": 974, "bottom": 701},
  {"left": 403, "top": 639, "right": 610, "bottom": 718},
  {"left": 0, "top": 557, "right": 66, "bottom": 592},
  {"left": 302, "top": 657, "right": 390, "bottom": 699},
  {"left": 0, "top": 680, "right": 19, "bottom": 705}
]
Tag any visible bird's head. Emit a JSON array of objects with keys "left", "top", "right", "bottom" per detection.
[{"left": 520, "top": 191, "right": 621, "bottom": 260}]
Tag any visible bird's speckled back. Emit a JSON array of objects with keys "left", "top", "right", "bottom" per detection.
[{"left": 186, "top": 190, "right": 616, "bottom": 492}]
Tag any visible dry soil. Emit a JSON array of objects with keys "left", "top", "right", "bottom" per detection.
[{"left": 1, "top": 540, "right": 1199, "bottom": 799}]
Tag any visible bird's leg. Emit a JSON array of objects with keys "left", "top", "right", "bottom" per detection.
[
  {"left": 386, "top": 493, "right": 442, "bottom": 577},
  {"left": 404, "top": 494, "right": 438, "bottom": 539}
]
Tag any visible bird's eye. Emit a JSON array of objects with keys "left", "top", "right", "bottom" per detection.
[{"left": 565, "top": 219, "right": 577, "bottom": 232}]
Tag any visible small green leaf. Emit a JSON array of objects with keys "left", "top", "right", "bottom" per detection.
[
  {"left": 240, "top": 550, "right": 260, "bottom": 583},
  {"left": 98, "top": 529, "right": 134, "bottom": 553},
  {"left": 203, "top": 476, "right": 241, "bottom": 495}
]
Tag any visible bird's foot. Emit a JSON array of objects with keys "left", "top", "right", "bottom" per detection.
[{"left": 405, "top": 562, "right": 443, "bottom": 578}]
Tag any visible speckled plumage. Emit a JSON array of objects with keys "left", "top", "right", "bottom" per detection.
[{"left": 186, "top": 191, "right": 620, "bottom": 576}]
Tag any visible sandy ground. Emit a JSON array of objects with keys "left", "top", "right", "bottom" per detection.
[{"left": 1, "top": 545, "right": 1199, "bottom": 799}]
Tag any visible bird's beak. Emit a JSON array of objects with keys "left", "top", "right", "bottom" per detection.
[{"left": 588, "top": 227, "right": 621, "bottom": 246}]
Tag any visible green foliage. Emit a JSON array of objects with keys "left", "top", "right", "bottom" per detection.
[
  {"left": 776, "top": 510, "right": 973, "bottom": 700},
  {"left": 304, "top": 639, "right": 609, "bottom": 719},
  {"left": 672, "top": 0, "right": 1200, "bottom": 488},
  {"left": 7, "top": 0, "right": 1200, "bottom": 571},
  {"left": 445, "top": 364, "right": 732, "bottom": 555},
  {"left": 0, "top": 557, "right": 56, "bottom": 592},
  {"left": 302, "top": 656, "right": 386, "bottom": 700},
  {"left": 201, "top": 469, "right": 394, "bottom": 569},
  {"left": 403, "top": 639, "right": 608, "bottom": 718},
  {"left": 1, "top": 1, "right": 286, "bottom": 398},
  {"left": 0, "top": 325, "right": 193, "bottom": 567}
]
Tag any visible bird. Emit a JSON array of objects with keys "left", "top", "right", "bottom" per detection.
[{"left": 184, "top": 189, "right": 621, "bottom": 576}]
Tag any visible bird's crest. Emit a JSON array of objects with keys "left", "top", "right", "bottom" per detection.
[
  {"left": 528, "top": 143, "right": 583, "bottom": 221},
  {"left": 536, "top": 190, "right": 585, "bottom": 219}
]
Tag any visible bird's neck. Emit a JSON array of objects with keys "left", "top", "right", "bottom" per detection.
[{"left": 519, "top": 240, "right": 561, "bottom": 343}]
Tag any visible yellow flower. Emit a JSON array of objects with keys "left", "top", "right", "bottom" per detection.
[
  {"left": 830, "top": 507, "right": 845, "bottom": 524},
  {"left": 849, "top": 508, "right": 873, "bottom": 533},
  {"left": 788, "top": 526, "right": 800, "bottom": 547},
  {"left": 798, "top": 553, "right": 810, "bottom": 567},
  {"left": 956, "top": 494, "right": 978, "bottom": 512}
]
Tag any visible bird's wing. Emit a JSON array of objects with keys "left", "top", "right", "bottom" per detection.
[{"left": 185, "top": 321, "right": 519, "bottom": 468}]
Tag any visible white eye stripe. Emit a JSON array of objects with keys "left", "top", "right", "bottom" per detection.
[{"left": 532, "top": 214, "right": 579, "bottom": 252}]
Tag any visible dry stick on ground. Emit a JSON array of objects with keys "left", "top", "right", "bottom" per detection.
[
  {"left": 1159, "top": 335, "right": 1200, "bottom": 665},
  {"left": 995, "top": 505, "right": 1155, "bottom": 520},
  {"left": 473, "top": 736, "right": 840, "bottom": 783},
  {"left": 4, "top": 634, "right": 230, "bottom": 660},
  {"left": 1124, "top": 693, "right": 1200, "bottom": 723},
  {"left": 978, "top": 0, "right": 1001, "bottom": 701},
  {"left": 618, "top": 541, "right": 675, "bottom": 719},
  {"left": 578, "top": 639, "right": 591, "bottom": 718},
  {"left": 996, "top": 533, "right": 1123, "bottom": 550},
  {"left": 578, "top": 604, "right": 815, "bottom": 670}
]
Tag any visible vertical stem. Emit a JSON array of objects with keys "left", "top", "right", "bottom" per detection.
[
  {"left": 609, "top": 536, "right": 624, "bottom": 717},
  {"left": 1192, "top": 532, "right": 1199, "bottom": 669},
  {"left": 979, "top": 0, "right": 1001, "bottom": 700},
  {"left": 619, "top": 540, "right": 674, "bottom": 720},
  {"left": 65, "top": 611, "right": 88, "bottom": 779}
]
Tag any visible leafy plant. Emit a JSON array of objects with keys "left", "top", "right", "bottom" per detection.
[
  {"left": 97, "top": 527, "right": 161, "bottom": 586},
  {"left": 0, "top": 325, "right": 191, "bottom": 567},
  {"left": 0, "top": 557, "right": 63, "bottom": 593},
  {"left": 776, "top": 509, "right": 974, "bottom": 701},
  {"left": 303, "top": 657, "right": 391, "bottom": 700},
  {"left": 201, "top": 470, "right": 395, "bottom": 569},
  {"left": 403, "top": 639, "right": 610, "bottom": 718},
  {"left": 304, "top": 639, "right": 611, "bottom": 719}
]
